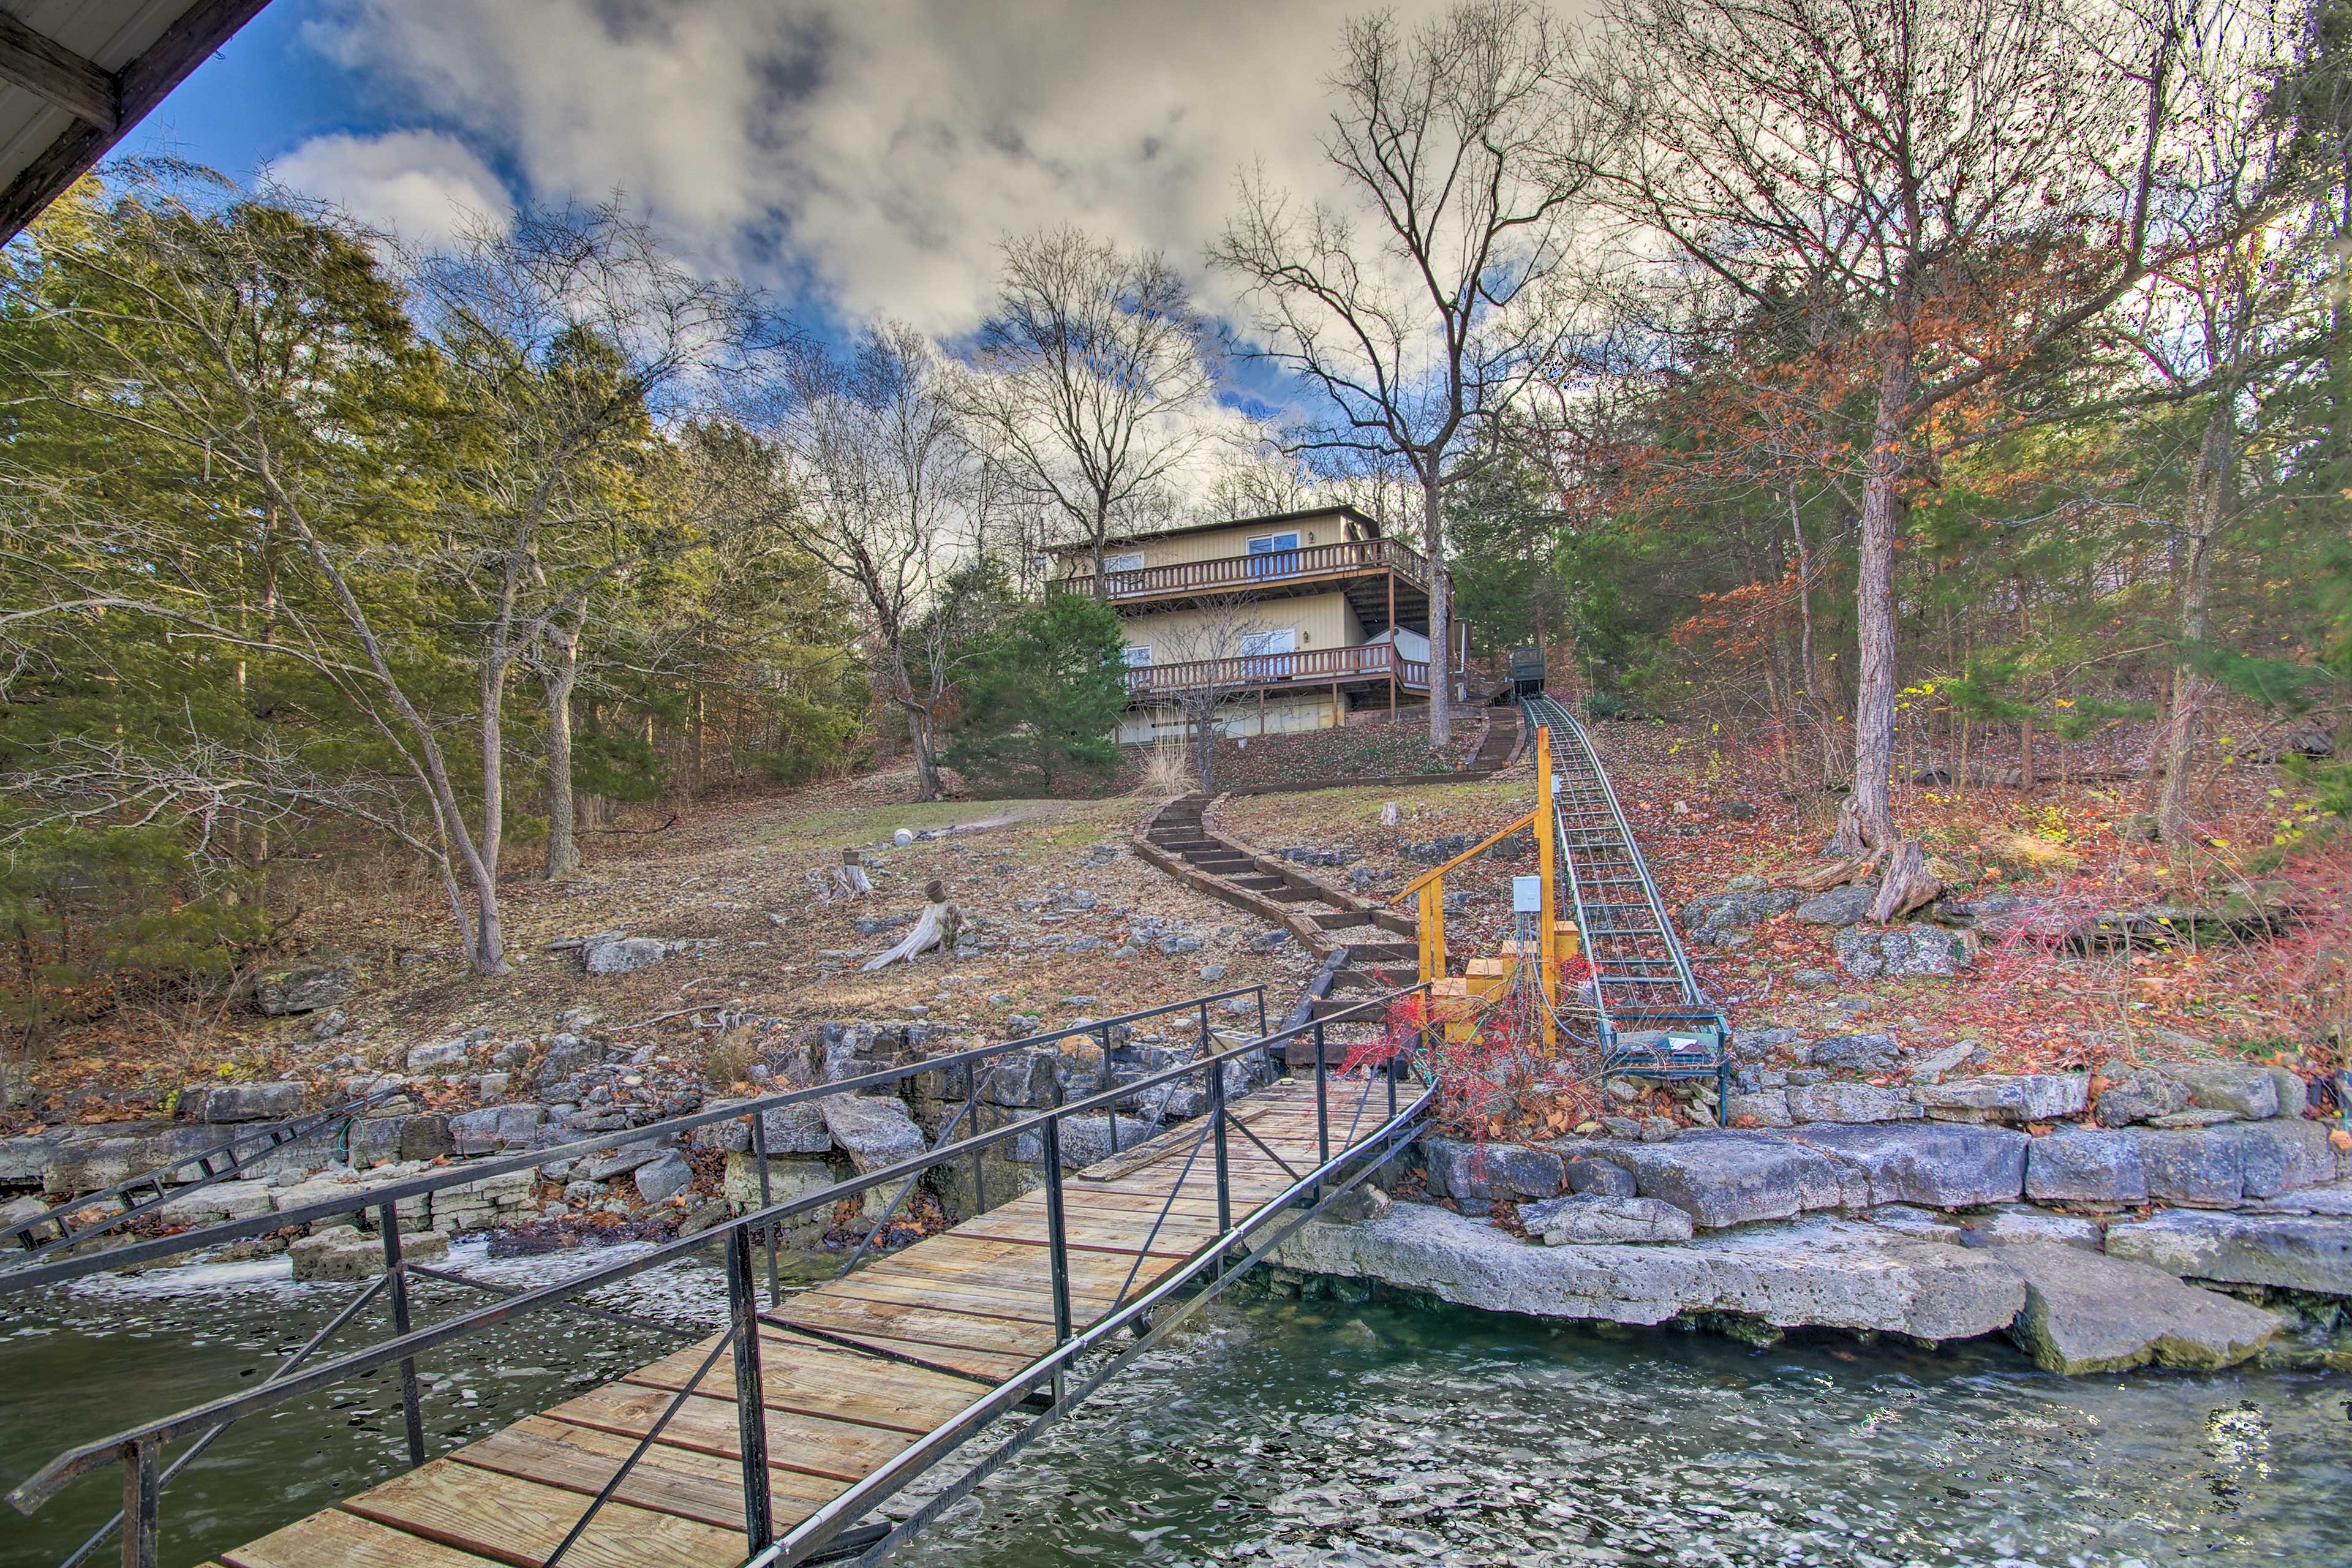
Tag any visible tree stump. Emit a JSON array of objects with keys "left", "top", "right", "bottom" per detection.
[
  {"left": 862, "top": 879, "right": 962, "bottom": 970},
  {"left": 1869, "top": 839, "right": 1943, "bottom": 924}
]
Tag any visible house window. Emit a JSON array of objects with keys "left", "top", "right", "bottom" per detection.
[
  {"left": 1105, "top": 551, "right": 1146, "bottom": 573},
  {"left": 1238, "top": 628, "right": 1297, "bottom": 657},
  {"left": 1246, "top": 532, "right": 1302, "bottom": 577},
  {"left": 1121, "top": 644, "right": 1153, "bottom": 666}
]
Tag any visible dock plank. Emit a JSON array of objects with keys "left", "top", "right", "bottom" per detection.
[
  {"left": 337, "top": 1460, "right": 742, "bottom": 1568},
  {"left": 222, "top": 1512, "right": 500, "bottom": 1568}
]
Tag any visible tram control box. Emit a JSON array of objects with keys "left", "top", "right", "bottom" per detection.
[{"left": 1508, "top": 646, "right": 1546, "bottom": 697}]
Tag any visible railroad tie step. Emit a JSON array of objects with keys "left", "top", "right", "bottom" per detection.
[{"left": 1229, "top": 875, "right": 1287, "bottom": 891}]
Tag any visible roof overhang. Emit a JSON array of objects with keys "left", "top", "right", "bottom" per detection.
[
  {"left": 0, "top": 1, "right": 274, "bottom": 245},
  {"left": 1046, "top": 503, "right": 1385, "bottom": 555}
]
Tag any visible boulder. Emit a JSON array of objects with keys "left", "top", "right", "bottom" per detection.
[
  {"left": 1682, "top": 889, "right": 1804, "bottom": 937},
  {"left": 980, "top": 1050, "right": 1058, "bottom": 1109},
  {"left": 584, "top": 937, "right": 673, "bottom": 975},
  {"left": 2026, "top": 1129, "right": 2147, "bottom": 1204},
  {"left": 693, "top": 1100, "right": 832, "bottom": 1156},
  {"left": 2103, "top": 1210, "right": 2352, "bottom": 1296},
  {"left": 721, "top": 1152, "right": 845, "bottom": 1235},
  {"left": 1997, "top": 1242, "right": 2278, "bottom": 1374},
  {"left": 820, "top": 1095, "right": 929, "bottom": 1172},
  {"left": 1915, "top": 1074, "right": 2090, "bottom": 1125},
  {"left": 42, "top": 1126, "right": 215, "bottom": 1196},
  {"left": 200, "top": 1082, "right": 304, "bottom": 1123},
  {"left": 2153, "top": 1061, "right": 2279, "bottom": 1120},
  {"left": 1808, "top": 1033, "right": 1903, "bottom": 1072},
  {"left": 1419, "top": 1139, "right": 1566, "bottom": 1202},
  {"left": 1833, "top": 922, "right": 1977, "bottom": 979},
  {"left": 1791, "top": 884, "right": 1876, "bottom": 926},
  {"left": 252, "top": 964, "right": 358, "bottom": 1016},
  {"left": 632, "top": 1150, "right": 695, "bottom": 1204},
  {"left": 1275, "top": 1204, "right": 2027, "bottom": 1341},
  {"left": 405, "top": 1041, "right": 469, "bottom": 1072},
  {"left": 1591, "top": 1131, "right": 1861, "bottom": 1229},
  {"left": 1785, "top": 1122, "right": 2028, "bottom": 1208},
  {"left": 1561, "top": 1155, "right": 1637, "bottom": 1197},
  {"left": 1521, "top": 1194, "right": 1694, "bottom": 1245},
  {"left": 585, "top": 1145, "right": 668, "bottom": 1181},
  {"left": 1786, "top": 1084, "right": 1920, "bottom": 1124},
  {"left": 1907, "top": 1042, "right": 1984, "bottom": 1084}
]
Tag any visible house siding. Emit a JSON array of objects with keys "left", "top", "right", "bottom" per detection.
[{"left": 1116, "top": 591, "right": 1366, "bottom": 664}]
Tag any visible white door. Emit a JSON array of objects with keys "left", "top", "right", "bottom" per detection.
[{"left": 1239, "top": 627, "right": 1297, "bottom": 676}]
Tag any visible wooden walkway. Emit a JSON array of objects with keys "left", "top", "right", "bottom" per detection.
[{"left": 206, "top": 1076, "right": 1393, "bottom": 1568}]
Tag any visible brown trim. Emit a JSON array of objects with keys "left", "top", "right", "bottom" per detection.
[
  {"left": 1044, "top": 503, "right": 1382, "bottom": 555},
  {"left": 0, "top": 1, "right": 276, "bottom": 244}
]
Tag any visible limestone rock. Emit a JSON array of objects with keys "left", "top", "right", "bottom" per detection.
[
  {"left": 1274, "top": 1204, "right": 2026, "bottom": 1341},
  {"left": 1592, "top": 1131, "right": 1861, "bottom": 1229},
  {"left": 1964, "top": 1205, "right": 2105, "bottom": 1250},
  {"left": 252, "top": 964, "right": 358, "bottom": 1016},
  {"left": 1009, "top": 1114, "right": 1155, "bottom": 1168},
  {"left": 720, "top": 1153, "right": 843, "bottom": 1238},
  {"left": 820, "top": 1095, "right": 929, "bottom": 1172},
  {"left": 584, "top": 937, "right": 674, "bottom": 975},
  {"left": 1791, "top": 884, "right": 1875, "bottom": 926},
  {"left": 1725, "top": 1089, "right": 1792, "bottom": 1128},
  {"left": 2094, "top": 1069, "right": 2192, "bottom": 1127},
  {"left": 1521, "top": 1194, "right": 1694, "bottom": 1245},
  {"left": 1419, "top": 1139, "right": 1566, "bottom": 1202},
  {"left": 1786, "top": 1083, "right": 1920, "bottom": 1124},
  {"left": 1808, "top": 1033, "right": 1902, "bottom": 1072},
  {"left": 1682, "top": 889, "right": 1804, "bottom": 937},
  {"left": 1915, "top": 1073, "right": 2089, "bottom": 1125},
  {"left": 1998, "top": 1241, "right": 2278, "bottom": 1374},
  {"left": 585, "top": 1145, "right": 668, "bottom": 1181},
  {"left": 1833, "top": 922, "right": 1976, "bottom": 979},
  {"left": 447, "top": 1104, "right": 546, "bottom": 1156},
  {"left": 289, "top": 1226, "right": 448, "bottom": 1282},
  {"left": 632, "top": 1150, "right": 695, "bottom": 1204},
  {"left": 406, "top": 1041, "right": 469, "bottom": 1072},
  {"left": 2026, "top": 1129, "right": 2147, "bottom": 1204},
  {"left": 2125, "top": 1120, "right": 2339, "bottom": 1207},
  {"left": 200, "top": 1082, "right": 304, "bottom": 1123},
  {"left": 1787, "top": 1121, "right": 2029, "bottom": 1208},
  {"left": 2103, "top": 1210, "right": 2352, "bottom": 1296},
  {"left": 2153, "top": 1061, "right": 2279, "bottom": 1120}
]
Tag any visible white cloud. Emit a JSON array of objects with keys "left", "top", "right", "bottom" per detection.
[
  {"left": 304, "top": 0, "right": 1458, "bottom": 336},
  {"left": 273, "top": 129, "right": 511, "bottom": 246}
]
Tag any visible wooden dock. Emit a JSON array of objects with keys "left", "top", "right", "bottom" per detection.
[{"left": 205, "top": 1075, "right": 1393, "bottom": 1568}]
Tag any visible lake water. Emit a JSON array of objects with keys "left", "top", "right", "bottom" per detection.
[{"left": 2, "top": 1245, "right": 2346, "bottom": 1568}]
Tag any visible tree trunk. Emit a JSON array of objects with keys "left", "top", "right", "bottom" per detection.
[
  {"left": 904, "top": 700, "right": 943, "bottom": 803},
  {"left": 2155, "top": 395, "right": 2233, "bottom": 845},
  {"left": 1422, "top": 477, "right": 1453, "bottom": 749},
  {"left": 542, "top": 622, "right": 582, "bottom": 881},
  {"left": 1835, "top": 345, "right": 1913, "bottom": 855}
]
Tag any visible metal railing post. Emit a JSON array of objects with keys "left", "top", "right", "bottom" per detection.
[
  {"left": 377, "top": 1202, "right": 426, "bottom": 1467},
  {"left": 1098, "top": 1025, "right": 1117, "bottom": 1154},
  {"left": 119, "top": 1440, "right": 157, "bottom": 1568},
  {"left": 1256, "top": 987, "right": 1267, "bottom": 1038},
  {"left": 1208, "top": 1056, "right": 1231, "bottom": 1240},
  {"left": 725, "top": 1226, "right": 774, "bottom": 1551},
  {"left": 1041, "top": 1087, "right": 1072, "bottom": 1406},
  {"left": 1313, "top": 1022, "right": 1330, "bottom": 1201},
  {"left": 748, "top": 1111, "right": 780, "bottom": 1308}
]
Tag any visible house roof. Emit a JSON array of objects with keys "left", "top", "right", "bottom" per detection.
[
  {"left": 0, "top": 1, "right": 275, "bottom": 246},
  {"left": 1047, "top": 503, "right": 1384, "bottom": 556}
]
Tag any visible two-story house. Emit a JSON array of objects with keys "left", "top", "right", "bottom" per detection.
[{"left": 1049, "top": 505, "right": 1461, "bottom": 744}]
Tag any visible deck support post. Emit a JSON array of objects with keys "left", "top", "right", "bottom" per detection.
[
  {"left": 379, "top": 1202, "right": 426, "bottom": 1467},
  {"left": 119, "top": 1439, "right": 157, "bottom": 1568},
  {"left": 1387, "top": 571, "right": 1398, "bottom": 719},
  {"left": 725, "top": 1224, "right": 775, "bottom": 1551}
]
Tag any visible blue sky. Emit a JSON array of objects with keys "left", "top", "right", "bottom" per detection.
[{"left": 116, "top": 0, "right": 1439, "bottom": 377}]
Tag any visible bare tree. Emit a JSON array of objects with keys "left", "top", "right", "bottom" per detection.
[
  {"left": 1585, "top": 0, "right": 2193, "bottom": 851},
  {"left": 1213, "top": 0, "right": 1592, "bottom": 749},
  {"left": 1150, "top": 594, "right": 1271, "bottom": 791},
  {"left": 417, "top": 201, "right": 775, "bottom": 882},
  {"left": 774, "top": 325, "right": 977, "bottom": 802},
  {"left": 954, "top": 228, "right": 1218, "bottom": 588}
]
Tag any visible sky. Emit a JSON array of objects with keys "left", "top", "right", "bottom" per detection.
[{"left": 119, "top": 0, "right": 1460, "bottom": 354}]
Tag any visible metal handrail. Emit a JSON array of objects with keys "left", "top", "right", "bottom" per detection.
[
  {"left": 0, "top": 985, "right": 1272, "bottom": 1298},
  {"left": 5, "top": 984, "right": 1415, "bottom": 1525},
  {"left": 3, "top": 1085, "right": 408, "bottom": 1256}
]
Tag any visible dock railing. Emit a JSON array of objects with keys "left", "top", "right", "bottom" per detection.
[{"left": 4, "top": 981, "right": 1433, "bottom": 1568}]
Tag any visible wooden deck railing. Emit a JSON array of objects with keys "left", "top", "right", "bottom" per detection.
[
  {"left": 1123, "top": 640, "right": 1430, "bottom": 697},
  {"left": 1060, "top": 537, "right": 1433, "bottom": 601}
]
